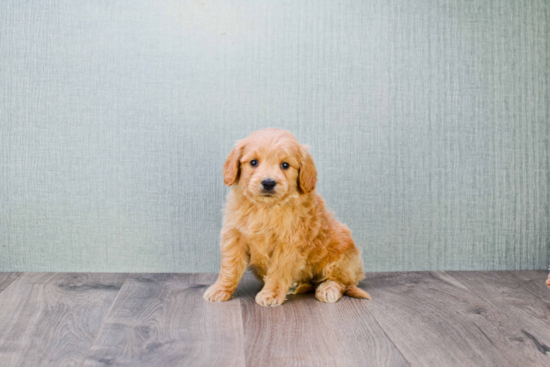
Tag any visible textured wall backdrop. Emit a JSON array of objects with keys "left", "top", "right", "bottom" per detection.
[{"left": 1, "top": 0, "right": 548, "bottom": 272}]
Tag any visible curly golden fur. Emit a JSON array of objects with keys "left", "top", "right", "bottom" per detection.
[{"left": 204, "top": 128, "right": 370, "bottom": 306}]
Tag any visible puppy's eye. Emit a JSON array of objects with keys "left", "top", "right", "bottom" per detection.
[
  {"left": 281, "top": 162, "right": 290, "bottom": 170},
  {"left": 250, "top": 160, "right": 259, "bottom": 167}
]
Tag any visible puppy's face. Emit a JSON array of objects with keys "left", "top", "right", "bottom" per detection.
[{"left": 223, "top": 129, "right": 317, "bottom": 203}]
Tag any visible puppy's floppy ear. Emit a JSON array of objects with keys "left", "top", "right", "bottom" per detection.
[
  {"left": 223, "top": 141, "right": 243, "bottom": 186},
  {"left": 298, "top": 145, "right": 317, "bottom": 194}
]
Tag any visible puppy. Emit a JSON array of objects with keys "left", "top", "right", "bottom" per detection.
[{"left": 204, "top": 128, "right": 370, "bottom": 306}]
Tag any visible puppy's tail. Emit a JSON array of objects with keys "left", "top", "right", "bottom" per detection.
[{"left": 344, "top": 285, "right": 371, "bottom": 300}]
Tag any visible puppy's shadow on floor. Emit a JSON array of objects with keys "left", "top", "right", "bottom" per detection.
[
  {"left": 237, "top": 273, "right": 371, "bottom": 306},
  {"left": 285, "top": 293, "right": 316, "bottom": 304},
  {"left": 237, "top": 274, "right": 317, "bottom": 304}
]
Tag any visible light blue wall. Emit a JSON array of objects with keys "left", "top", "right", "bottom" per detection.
[{"left": 1, "top": 0, "right": 548, "bottom": 272}]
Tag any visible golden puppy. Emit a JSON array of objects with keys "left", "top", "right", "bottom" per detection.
[{"left": 204, "top": 128, "right": 370, "bottom": 306}]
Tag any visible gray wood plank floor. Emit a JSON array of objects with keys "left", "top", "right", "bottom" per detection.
[
  {"left": 238, "top": 274, "right": 409, "bottom": 367},
  {"left": 82, "top": 273, "right": 245, "bottom": 367},
  {"left": 447, "top": 271, "right": 550, "bottom": 365},
  {"left": 363, "top": 271, "right": 550, "bottom": 367},
  {"left": 0, "top": 273, "right": 127, "bottom": 367},
  {"left": 0, "top": 272, "right": 21, "bottom": 292},
  {"left": 0, "top": 271, "right": 547, "bottom": 367}
]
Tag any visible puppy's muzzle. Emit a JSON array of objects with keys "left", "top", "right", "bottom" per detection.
[{"left": 261, "top": 179, "right": 277, "bottom": 192}]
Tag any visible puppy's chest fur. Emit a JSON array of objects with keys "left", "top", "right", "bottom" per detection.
[
  {"left": 239, "top": 205, "right": 295, "bottom": 247},
  {"left": 232, "top": 201, "right": 312, "bottom": 273}
]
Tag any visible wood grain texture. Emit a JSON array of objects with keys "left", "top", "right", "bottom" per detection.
[
  {"left": 363, "top": 271, "right": 548, "bottom": 367},
  {"left": 82, "top": 273, "right": 245, "bottom": 367},
  {"left": 0, "top": 271, "right": 549, "bottom": 366},
  {"left": 446, "top": 271, "right": 550, "bottom": 365},
  {"left": 238, "top": 273, "right": 409, "bottom": 367},
  {"left": 0, "top": 273, "right": 127, "bottom": 367},
  {"left": 0, "top": 272, "right": 21, "bottom": 293},
  {"left": 510, "top": 270, "right": 550, "bottom": 300}
]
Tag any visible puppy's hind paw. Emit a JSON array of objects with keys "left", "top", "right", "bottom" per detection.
[
  {"left": 203, "top": 285, "right": 233, "bottom": 302},
  {"left": 315, "top": 280, "right": 345, "bottom": 303}
]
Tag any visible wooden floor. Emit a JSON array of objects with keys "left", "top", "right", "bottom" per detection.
[{"left": 0, "top": 271, "right": 548, "bottom": 366}]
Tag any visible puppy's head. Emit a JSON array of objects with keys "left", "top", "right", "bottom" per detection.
[{"left": 223, "top": 128, "right": 317, "bottom": 203}]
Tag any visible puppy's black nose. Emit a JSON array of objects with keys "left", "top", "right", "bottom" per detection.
[{"left": 261, "top": 179, "right": 277, "bottom": 191}]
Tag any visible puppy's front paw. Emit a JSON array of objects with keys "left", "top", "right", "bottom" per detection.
[
  {"left": 203, "top": 285, "right": 233, "bottom": 302},
  {"left": 255, "top": 290, "right": 286, "bottom": 307}
]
